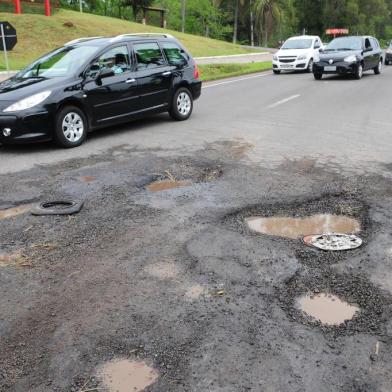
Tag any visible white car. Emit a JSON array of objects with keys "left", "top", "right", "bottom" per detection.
[{"left": 272, "top": 35, "right": 323, "bottom": 74}]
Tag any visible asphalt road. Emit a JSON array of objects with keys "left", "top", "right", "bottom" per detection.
[
  {"left": 1, "top": 67, "right": 391, "bottom": 175},
  {"left": 2, "top": 68, "right": 392, "bottom": 392}
]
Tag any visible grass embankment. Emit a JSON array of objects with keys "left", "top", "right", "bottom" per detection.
[
  {"left": 198, "top": 62, "right": 272, "bottom": 81},
  {"left": 0, "top": 9, "right": 256, "bottom": 70}
]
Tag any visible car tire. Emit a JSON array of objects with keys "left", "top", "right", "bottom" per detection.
[
  {"left": 313, "top": 73, "right": 322, "bottom": 80},
  {"left": 273, "top": 69, "right": 281, "bottom": 75},
  {"left": 354, "top": 63, "right": 363, "bottom": 80},
  {"left": 169, "top": 87, "right": 193, "bottom": 121},
  {"left": 307, "top": 59, "right": 313, "bottom": 73},
  {"left": 374, "top": 60, "right": 382, "bottom": 74},
  {"left": 54, "top": 106, "right": 88, "bottom": 148}
]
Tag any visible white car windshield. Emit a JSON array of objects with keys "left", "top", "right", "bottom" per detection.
[
  {"left": 281, "top": 39, "right": 313, "bottom": 49},
  {"left": 325, "top": 37, "right": 362, "bottom": 51},
  {"left": 17, "top": 45, "right": 99, "bottom": 79}
]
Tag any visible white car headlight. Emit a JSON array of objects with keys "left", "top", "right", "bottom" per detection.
[
  {"left": 297, "top": 54, "right": 307, "bottom": 60},
  {"left": 273, "top": 55, "right": 278, "bottom": 61},
  {"left": 4, "top": 91, "right": 51, "bottom": 112},
  {"left": 344, "top": 55, "right": 357, "bottom": 63},
  {"left": 387, "top": 49, "right": 392, "bottom": 54}
]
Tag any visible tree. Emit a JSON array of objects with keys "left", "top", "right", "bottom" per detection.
[{"left": 253, "top": 0, "right": 283, "bottom": 46}]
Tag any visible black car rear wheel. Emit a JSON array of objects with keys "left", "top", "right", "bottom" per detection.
[
  {"left": 169, "top": 87, "right": 193, "bottom": 121},
  {"left": 54, "top": 106, "right": 88, "bottom": 148},
  {"left": 374, "top": 60, "right": 382, "bottom": 74},
  {"left": 313, "top": 73, "right": 322, "bottom": 80}
]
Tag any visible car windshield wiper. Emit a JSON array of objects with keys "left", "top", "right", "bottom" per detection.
[{"left": 337, "top": 48, "right": 355, "bottom": 51}]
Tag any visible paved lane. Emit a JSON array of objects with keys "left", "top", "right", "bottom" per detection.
[{"left": 2, "top": 67, "right": 392, "bottom": 175}]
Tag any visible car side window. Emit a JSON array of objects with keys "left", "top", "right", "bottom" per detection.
[
  {"left": 86, "top": 45, "right": 131, "bottom": 78},
  {"left": 371, "top": 38, "right": 380, "bottom": 50},
  {"left": 365, "top": 38, "right": 372, "bottom": 50},
  {"left": 133, "top": 42, "right": 166, "bottom": 70},
  {"left": 314, "top": 40, "right": 320, "bottom": 49},
  {"left": 162, "top": 42, "right": 189, "bottom": 67}
]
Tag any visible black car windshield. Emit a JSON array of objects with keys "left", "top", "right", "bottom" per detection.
[
  {"left": 281, "top": 39, "right": 313, "bottom": 49},
  {"left": 17, "top": 45, "right": 99, "bottom": 79},
  {"left": 325, "top": 37, "right": 362, "bottom": 51}
]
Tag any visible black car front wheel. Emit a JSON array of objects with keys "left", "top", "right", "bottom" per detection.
[
  {"left": 354, "top": 63, "right": 363, "bottom": 80},
  {"left": 54, "top": 106, "right": 88, "bottom": 148},
  {"left": 170, "top": 87, "right": 193, "bottom": 121},
  {"left": 313, "top": 73, "right": 322, "bottom": 80},
  {"left": 374, "top": 59, "right": 382, "bottom": 74},
  {"left": 273, "top": 69, "right": 281, "bottom": 75}
]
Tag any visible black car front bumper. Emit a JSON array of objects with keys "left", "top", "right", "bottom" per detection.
[
  {"left": 0, "top": 110, "right": 52, "bottom": 144},
  {"left": 313, "top": 61, "right": 360, "bottom": 75}
]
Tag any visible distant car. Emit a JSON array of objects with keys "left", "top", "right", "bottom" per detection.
[
  {"left": 385, "top": 41, "right": 392, "bottom": 65},
  {"left": 272, "top": 35, "right": 323, "bottom": 74},
  {"left": 0, "top": 33, "right": 201, "bottom": 148},
  {"left": 313, "top": 36, "right": 383, "bottom": 80}
]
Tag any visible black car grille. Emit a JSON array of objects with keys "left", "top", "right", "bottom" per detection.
[{"left": 279, "top": 58, "right": 295, "bottom": 63}]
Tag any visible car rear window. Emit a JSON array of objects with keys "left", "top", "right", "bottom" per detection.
[
  {"left": 133, "top": 42, "right": 166, "bottom": 70},
  {"left": 162, "top": 42, "right": 189, "bottom": 66}
]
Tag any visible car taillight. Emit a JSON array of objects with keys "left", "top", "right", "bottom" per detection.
[{"left": 193, "top": 63, "right": 200, "bottom": 79}]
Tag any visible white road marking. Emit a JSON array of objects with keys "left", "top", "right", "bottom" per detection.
[
  {"left": 203, "top": 72, "right": 273, "bottom": 89},
  {"left": 268, "top": 94, "right": 300, "bottom": 108}
]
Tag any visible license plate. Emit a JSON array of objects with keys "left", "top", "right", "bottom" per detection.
[
  {"left": 324, "top": 66, "right": 336, "bottom": 71},
  {"left": 280, "top": 64, "right": 293, "bottom": 69}
]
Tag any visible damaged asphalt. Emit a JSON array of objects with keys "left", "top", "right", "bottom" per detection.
[{"left": 2, "top": 71, "right": 392, "bottom": 391}]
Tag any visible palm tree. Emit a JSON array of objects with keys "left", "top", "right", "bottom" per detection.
[{"left": 253, "top": 0, "right": 283, "bottom": 46}]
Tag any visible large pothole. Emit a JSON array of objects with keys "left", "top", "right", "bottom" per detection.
[
  {"left": 246, "top": 214, "right": 360, "bottom": 239},
  {"left": 280, "top": 271, "right": 390, "bottom": 335}
]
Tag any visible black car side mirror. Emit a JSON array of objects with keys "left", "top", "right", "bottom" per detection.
[{"left": 95, "top": 68, "right": 114, "bottom": 82}]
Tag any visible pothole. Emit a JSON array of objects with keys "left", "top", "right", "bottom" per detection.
[
  {"left": 147, "top": 179, "right": 192, "bottom": 192},
  {"left": 144, "top": 261, "right": 180, "bottom": 279},
  {"left": 0, "top": 204, "right": 32, "bottom": 220},
  {"left": 280, "top": 271, "right": 390, "bottom": 334},
  {"left": 298, "top": 293, "right": 359, "bottom": 326},
  {"left": 245, "top": 214, "right": 360, "bottom": 239},
  {"left": 80, "top": 175, "right": 96, "bottom": 183},
  {"left": 99, "top": 359, "right": 159, "bottom": 392}
]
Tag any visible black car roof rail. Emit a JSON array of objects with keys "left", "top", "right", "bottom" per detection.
[
  {"left": 109, "top": 33, "right": 174, "bottom": 42},
  {"left": 65, "top": 36, "right": 103, "bottom": 45}
]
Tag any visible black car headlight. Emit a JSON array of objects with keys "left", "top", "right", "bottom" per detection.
[{"left": 3, "top": 91, "right": 52, "bottom": 112}]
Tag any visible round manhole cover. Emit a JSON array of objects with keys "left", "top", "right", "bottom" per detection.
[{"left": 303, "top": 233, "right": 363, "bottom": 251}]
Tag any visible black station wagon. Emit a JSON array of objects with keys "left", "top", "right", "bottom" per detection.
[{"left": 0, "top": 33, "right": 202, "bottom": 148}]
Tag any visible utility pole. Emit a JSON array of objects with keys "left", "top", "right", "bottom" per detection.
[
  {"left": 79, "top": 0, "right": 83, "bottom": 13},
  {"left": 233, "top": 0, "right": 239, "bottom": 44},
  {"left": 181, "top": 0, "right": 186, "bottom": 33},
  {"left": 249, "top": 0, "right": 254, "bottom": 46}
]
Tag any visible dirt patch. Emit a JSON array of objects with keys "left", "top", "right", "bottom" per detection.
[
  {"left": 144, "top": 261, "right": 181, "bottom": 279},
  {"left": 184, "top": 284, "right": 207, "bottom": 300},
  {"left": 98, "top": 359, "right": 159, "bottom": 392},
  {"left": 0, "top": 204, "right": 32, "bottom": 220},
  {"left": 147, "top": 179, "right": 192, "bottom": 192},
  {"left": 297, "top": 293, "right": 359, "bottom": 326},
  {"left": 0, "top": 249, "right": 30, "bottom": 267},
  {"left": 80, "top": 175, "right": 96, "bottom": 183},
  {"left": 279, "top": 270, "right": 391, "bottom": 336},
  {"left": 246, "top": 214, "right": 360, "bottom": 239}
]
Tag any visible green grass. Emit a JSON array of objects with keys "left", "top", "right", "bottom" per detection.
[
  {"left": 199, "top": 62, "right": 272, "bottom": 81},
  {"left": 0, "top": 9, "right": 256, "bottom": 70}
]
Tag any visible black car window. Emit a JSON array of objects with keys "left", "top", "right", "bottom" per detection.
[
  {"left": 86, "top": 45, "right": 131, "bottom": 78},
  {"left": 133, "top": 42, "right": 166, "bottom": 70},
  {"left": 162, "top": 42, "right": 188, "bottom": 67},
  {"left": 365, "top": 38, "right": 372, "bottom": 50},
  {"left": 314, "top": 40, "right": 320, "bottom": 49}
]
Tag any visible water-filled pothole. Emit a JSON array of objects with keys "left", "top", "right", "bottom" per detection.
[
  {"left": 147, "top": 179, "right": 192, "bottom": 192},
  {"left": 0, "top": 204, "right": 32, "bottom": 220},
  {"left": 298, "top": 293, "right": 359, "bottom": 325},
  {"left": 246, "top": 214, "right": 360, "bottom": 239},
  {"left": 99, "top": 359, "right": 159, "bottom": 392}
]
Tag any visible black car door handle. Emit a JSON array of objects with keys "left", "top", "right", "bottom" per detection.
[{"left": 125, "top": 78, "right": 136, "bottom": 84}]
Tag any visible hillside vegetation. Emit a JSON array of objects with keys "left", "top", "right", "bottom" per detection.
[{"left": 0, "top": 9, "right": 254, "bottom": 70}]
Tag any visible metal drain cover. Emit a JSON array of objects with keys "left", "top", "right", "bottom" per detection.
[{"left": 303, "top": 233, "right": 363, "bottom": 251}]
